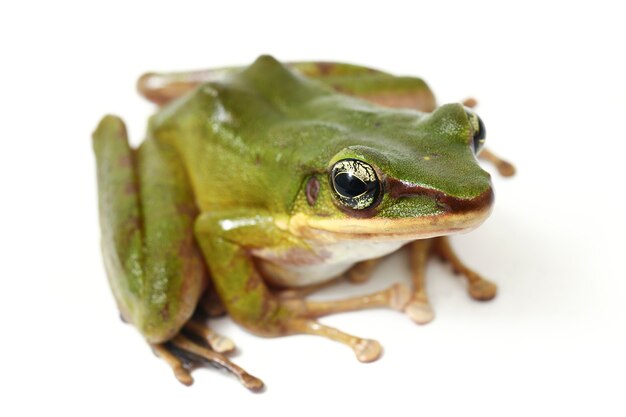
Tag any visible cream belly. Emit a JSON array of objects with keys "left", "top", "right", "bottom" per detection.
[{"left": 253, "top": 238, "right": 412, "bottom": 288}]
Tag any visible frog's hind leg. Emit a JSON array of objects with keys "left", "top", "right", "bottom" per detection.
[
  {"left": 432, "top": 236, "right": 497, "bottom": 301},
  {"left": 294, "top": 61, "right": 437, "bottom": 113},
  {"left": 93, "top": 116, "right": 261, "bottom": 390},
  {"left": 137, "top": 68, "right": 233, "bottom": 106}
]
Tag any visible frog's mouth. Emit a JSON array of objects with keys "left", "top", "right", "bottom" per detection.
[{"left": 295, "top": 188, "right": 494, "bottom": 242}]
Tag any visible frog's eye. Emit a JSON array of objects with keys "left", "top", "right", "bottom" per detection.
[
  {"left": 465, "top": 109, "right": 486, "bottom": 154},
  {"left": 330, "top": 159, "right": 381, "bottom": 210}
]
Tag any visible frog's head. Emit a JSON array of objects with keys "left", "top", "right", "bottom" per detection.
[{"left": 292, "top": 103, "right": 493, "bottom": 242}]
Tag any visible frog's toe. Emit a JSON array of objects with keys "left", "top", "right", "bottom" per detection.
[
  {"left": 169, "top": 334, "right": 264, "bottom": 391},
  {"left": 286, "top": 318, "right": 383, "bottom": 363},
  {"left": 496, "top": 160, "right": 516, "bottom": 177},
  {"left": 478, "top": 148, "right": 516, "bottom": 177},
  {"left": 404, "top": 299, "right": 435, "bottom": 325},
  {"left": 151, "top": 344, "right": 194, "bottom": 386},
  {"left": 389, "top": 283, "right": 411, "bottom": 311},
  {"left": 185, "top": 320, "right": 236, "bottom": 353},
  {"left": 432, "top": 237, "right": 499, "bottom": 302},
  {"left": 151, "top": 326, "right": 263, "bottom": 391},
  {"left": 468, "top": 279, "right": 497, "bottom": 301},
  {"left": 354, "top": 339, "right": 383, "bottom": 362}
]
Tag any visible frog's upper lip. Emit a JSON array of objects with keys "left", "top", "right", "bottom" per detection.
[{"left": 295, "top": 188, "right": 494, "bottom": 242}]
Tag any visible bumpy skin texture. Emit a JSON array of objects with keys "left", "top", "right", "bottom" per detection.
[{"left": 94, "top": 55, "right": 493, "bottom": 342}]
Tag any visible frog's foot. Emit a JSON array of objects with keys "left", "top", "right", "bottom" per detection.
[
  {"left": 152, "top": 328, "right": 263, "bottom": 391},
  {"left": 462, "top": 97, "right": 479, "bottom": 108},
  {"left": 269, "top": 283, "right": 410, "bottom": 362},
  {"left": 433, "top": 236, "right": 497, "bottom": 301},
  {"left": 288, "top": 319, "right": 382, "bottom": 363},
  {"left": 404, "top": 240, "right": 436, "bottom": 324}
]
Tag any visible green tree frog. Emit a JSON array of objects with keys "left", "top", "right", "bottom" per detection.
[{"left": 93, "top": 55, "right": 514, "bottom": 391}]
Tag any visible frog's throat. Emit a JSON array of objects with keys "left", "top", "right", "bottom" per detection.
[{"left": 292, "top": 189, "right": 494, "bottom": 242}]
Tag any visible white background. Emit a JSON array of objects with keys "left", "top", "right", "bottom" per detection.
[{"left": 1, "top": 1, "right": 625, "bottom": 416}]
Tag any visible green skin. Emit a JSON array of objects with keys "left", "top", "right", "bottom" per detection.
[{"left": 93, "top": 55, "right": 492, "bottom": 343}]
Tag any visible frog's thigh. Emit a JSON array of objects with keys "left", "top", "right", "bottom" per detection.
[
  {"left": 135, "top": 137, "right": 208, "bottom": 340},
  {"left": 95, "top": 118, "right": 263, "bottom": 388},
  {"left": 195, "top": 211, "right": 410, "bottom": 362},
  {"left": 93, "top": 116, "right": 206, "bottom": 343},
  {"left": 288, "top": 61, "right": 437, "bottom": 112}
]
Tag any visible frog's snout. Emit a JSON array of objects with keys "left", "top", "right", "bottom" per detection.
[
  {"left": 387, "top": 177, "right": 494, "bottom": 215},
  {"left": 433, "top": 187, "right": 494, "bottom": 215}
]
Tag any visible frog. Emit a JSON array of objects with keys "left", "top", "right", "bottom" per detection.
[{"left": 92, "top": 55, "right": 514, "bottom": 391}]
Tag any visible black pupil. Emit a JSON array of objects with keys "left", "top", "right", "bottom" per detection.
[{"left": 334, "top": 172, "right": 368, "bottom": 198}]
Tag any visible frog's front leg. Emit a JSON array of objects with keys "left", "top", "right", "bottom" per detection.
[
  {"left": 402, "top": 236, "right": 497, "bottom": 325},
  {"left": 404, "top": 240, "right": 436, "bottom": 324},
  {"left": 432, "top": 237, "right": 497, "bottom": 301},
  {"left": 195, "top": 211, "right": 410, "bottom": 362}
]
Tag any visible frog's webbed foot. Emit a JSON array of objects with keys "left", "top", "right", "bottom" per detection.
[{"left": 151, "top": 321, "right": 263, "bottom": 391}]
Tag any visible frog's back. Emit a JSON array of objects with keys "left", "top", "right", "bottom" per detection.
[
  {"left": 147, "top": 56, "right": 327, "bottom": 214},
  {"left": 147, "top": 56, "right": 434, "bottom": 215}
]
